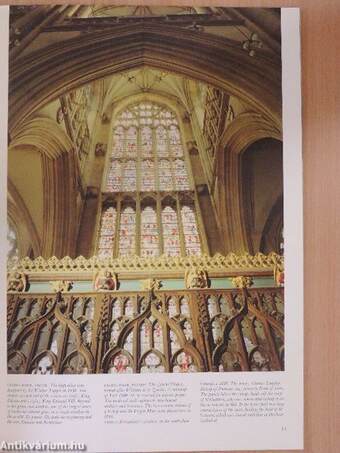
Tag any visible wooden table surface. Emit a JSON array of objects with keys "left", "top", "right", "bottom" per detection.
[{"left": 2, "top": 1, "right": 340, "bottom": 452}]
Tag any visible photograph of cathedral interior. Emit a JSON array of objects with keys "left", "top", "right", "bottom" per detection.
[{"left": 7, "top": 5, "right": 284, "bottom": 374}]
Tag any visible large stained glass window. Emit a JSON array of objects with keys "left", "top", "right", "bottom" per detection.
[{"left": 98, "top": 101, "right": 204, "bottom": 257}]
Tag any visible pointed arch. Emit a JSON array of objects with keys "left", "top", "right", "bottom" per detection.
[{"left": 9, "top": 117, "right": 80, "bottom": 257}]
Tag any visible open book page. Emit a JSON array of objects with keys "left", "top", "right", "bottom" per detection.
[{"left": 0, "top": 5, "right": 302, "bottom": 452}]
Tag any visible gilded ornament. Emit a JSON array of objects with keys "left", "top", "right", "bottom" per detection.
[
  {"left": 7, "top": 272, "right": 28, "bottom": 293},
  {"left": 230, "top": 276, "right": 254, "bottom": 288},
  {"left": 185, "top": 267, "right": 208, "bottom": 289},
  {"left": 8, "top": 253, "right": 283, "bottom": 275},
  {"left": 93, "top": 270, "right": 118, "bottom": 291},
  {"left": 274, "top": 264, "right": 284, "bottom": 287},
  {"left": 50, "top": 280, "right": 73, "bottom": 293},
  {"left": 141, "top": 278, "right": 162, "bottom": 292}
]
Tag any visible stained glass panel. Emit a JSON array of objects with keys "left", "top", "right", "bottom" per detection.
[
  {"left": 159, "top": 160, "right": 173, "bottom": 191},
  {"left": 162, "top": 206, "right": 181, "bottom": 256},
  {"left": 108, "top": 353, "right": 132, "bottom": 373},
  {"left": 122, "top": 160, "right": 136, "bottom": 191},
  {"left": 141, "top": 160, "right": 155, "bottom": 191},
  {"left": 181, "top": 205, "right": 201, "bottom": 255},
  {"left": 173, "top": 352, "right": 197, "bottom": 373},
  {"left": 155, "top": 126, "right": 168, "bottom": 157},
  {"left": 140, "top": 126, "right": 153, "bottom": 158},
  {"left": 112, "top": 126, "right": 124, "bottom": 157},
  {"left": 119, "top": 207, "right": 136, "bottom": 256},
  {"left": 141, "top": 206, "right": 159, "bottom": 257},
  {"left": 98, "top": 207, "right": 116, "bottom": 257},
  {"left": 106, "top": 160, "right": 122, "bottom": 192},
  {"left": 169, "top": 125, "right": 183, "bottom": 157},
  {"left": 104, "top": 101, "right": 203, "bottom": 258},
  {"left": 126, "top": 126, "right": 137, "bottom": 157},
  {"left": 174, "top": 159, "right": 190, "bottom": 190}
]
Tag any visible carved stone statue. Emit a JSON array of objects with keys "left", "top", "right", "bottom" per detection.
[
  {"left": 93, "top": 270, "right": 118, "bottom": 291},
  {"left": 7, "top": 272, "right": 28, "bottom": 293},
  {"left": 184, "top": 267, "right": 208, "bottom": 289},
  {"left": 50, "top": 280, "right": 73, "bottom": 293}
]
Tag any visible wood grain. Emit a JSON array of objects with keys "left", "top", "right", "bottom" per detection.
[{"left": 2, "top": 1, "right": 340, "bottom": 452}]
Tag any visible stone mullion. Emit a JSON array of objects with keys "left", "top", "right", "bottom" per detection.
[
  {"left": 157, "top": 194, "right": 164, "bottom": 255},
  {"left": 113, "top": 197, "right": 121, "bottom": 258},
  {"left": 134, "top": 125, "right": 141, "bottom": 257},
  {"left": 153, "top": 126, "right": 164, "bottom": 256},
  {"left": 137, "top": 127, "right": 141, "bottom": 192},
  {"left": 181, "top": 132, "right": 195, "bottom": 191},
  {"left": 176, "top": 195, "right": 186, "bottom": 257},
  {"left": 135, "top": 195, "right": 141, "bottom": 256},
  {"left": 168, "top": 129, "right": 176, "bottom": 191},
  {"left": 153, "top": 126, "right": 160, "bottom": 191}
]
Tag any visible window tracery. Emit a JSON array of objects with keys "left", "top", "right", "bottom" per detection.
[{"left": 99, "top": 101, "right": 205, "bottom": 257}]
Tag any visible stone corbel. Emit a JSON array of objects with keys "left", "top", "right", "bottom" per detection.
[
  {"left": 95, "top": 142, "right": 107, "bottom": 157},
  {"left": 186, "top": 140, "right": 199, "bottom": 156},
  {"left": 86, "top": 186, "right": 99, "bottom": 199}
]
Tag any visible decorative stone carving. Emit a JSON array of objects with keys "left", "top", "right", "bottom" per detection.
[
  {"left": 95, "top": 142, "right": 107, "bottom": 157},
  {"left": 50, "top": 280, "right": 73, "bottom": 293},
  {"left": 93, "top": 270, "right": 118, "bottom": 291},
  {"left": 141, "top": 278, "right": 162, "bottom": 292},
  {"left": 242, "top": 32, "right": 263, "bottom": 57},
  {"left": 186, "top": 140, "right": 199, "bottom": 155},
  {"left": 185, "top": 267, "right": 208, "bottom": 289},
  {"left": 8, "top": 253, "right": 283, "bottom": 275},
  {"left": 7, "top": 272, "right": 28, "bottom": 293},
  {"left": 230, "top": 276, "right": 253, "bottom": 288}
]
